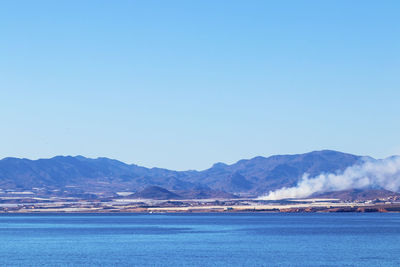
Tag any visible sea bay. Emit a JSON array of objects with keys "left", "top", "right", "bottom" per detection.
[{"left": 0, "top": 213, "right": 399, "bottom": 266}]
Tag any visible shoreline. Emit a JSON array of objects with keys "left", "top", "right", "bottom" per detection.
[{"left": 1, "top": 203, "right": 400, "bottom": 214}]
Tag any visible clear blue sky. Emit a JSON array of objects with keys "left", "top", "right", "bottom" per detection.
[{"left": 1, "top": 0, "right": 399, "bottom": 170}]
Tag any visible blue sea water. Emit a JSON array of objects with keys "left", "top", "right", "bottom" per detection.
[{"left": 0, "top": 213, "right": 399, "bottom": 266}]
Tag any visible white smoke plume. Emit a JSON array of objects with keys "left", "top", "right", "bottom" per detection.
[{"left": 259, "top": 156, "right": 400, "bottom": 200}]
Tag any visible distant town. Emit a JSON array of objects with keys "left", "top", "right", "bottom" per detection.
[{"left": 1, "top": 186, "right": 400, "bottom": 213}]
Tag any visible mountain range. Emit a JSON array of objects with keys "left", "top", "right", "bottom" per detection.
[{"left": 0, "top": 150, "right": 373, "bottom": 199}]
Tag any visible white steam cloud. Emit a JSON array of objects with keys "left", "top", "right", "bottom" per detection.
[{"left": 259, "top": 156, "right": 400, "bottom": 200}]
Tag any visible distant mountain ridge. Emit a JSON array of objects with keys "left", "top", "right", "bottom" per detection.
[{"left": 0, "top": 150, "right": 366, "bottom": 198}]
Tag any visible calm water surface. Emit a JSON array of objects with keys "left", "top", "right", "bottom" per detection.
[{"left": 0, "top": 213, "right": 399, "bottom": 266}]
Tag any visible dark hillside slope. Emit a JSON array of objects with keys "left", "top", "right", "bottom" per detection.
[{"left": 185, "top": 150, "right": 362, "bottom": 194}]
